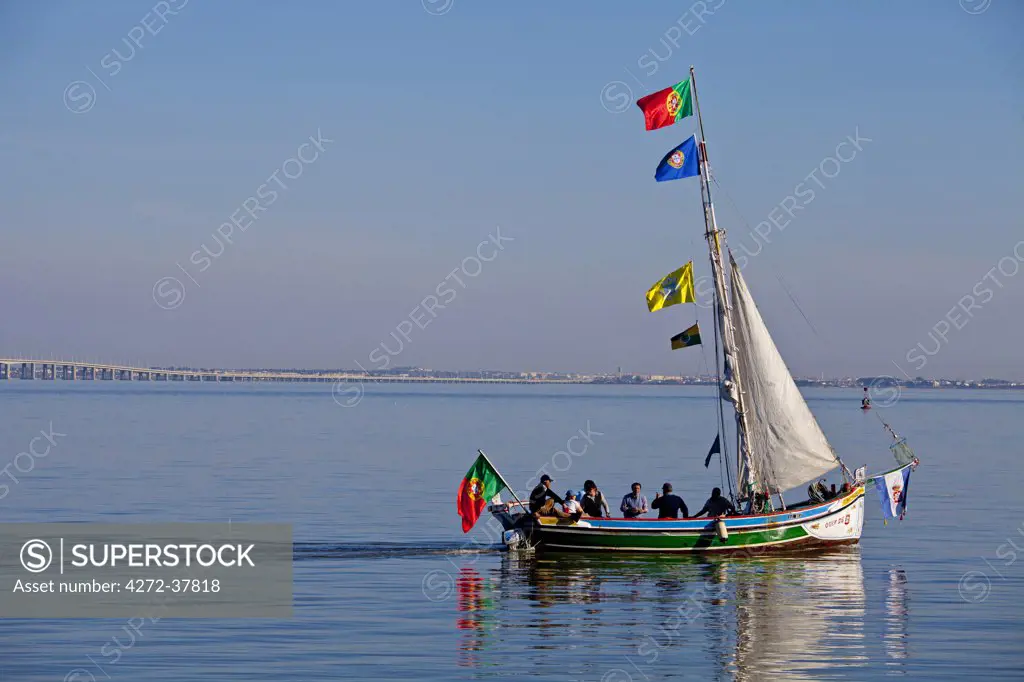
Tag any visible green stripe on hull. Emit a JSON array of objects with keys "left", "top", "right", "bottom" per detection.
[{"left": 537, "top": 524, "right": 809, "bottom": 551}]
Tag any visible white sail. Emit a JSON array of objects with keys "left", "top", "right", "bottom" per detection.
[{"left": 728, "top": 257, "right": 840, "bottom": 492}]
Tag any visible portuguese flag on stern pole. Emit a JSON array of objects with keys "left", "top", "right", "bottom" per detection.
[
  {"left": 636, "top": 78, "right": 694, "bottom": 131},
  {"left": 457, "top": 453, "right": 506, "bottom": 533}
]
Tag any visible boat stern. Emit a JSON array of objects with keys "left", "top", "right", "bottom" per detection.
[
  {"left": 488, "top": 500, "right": 539, "bottom": 550},
  {"left": 487, "top": 500, "right": 529, "bottom": 531}
]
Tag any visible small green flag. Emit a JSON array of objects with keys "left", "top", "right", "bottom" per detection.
[{"left": 671, "top": 323, "right": 701, "bottom": 350}]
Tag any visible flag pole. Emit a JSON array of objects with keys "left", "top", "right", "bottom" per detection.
[
  {"left": 689, "top": 65, "right": 757, "bottom": 507},
  {"left": 478, "top": 449, "right": 527, "bottom": 510}
]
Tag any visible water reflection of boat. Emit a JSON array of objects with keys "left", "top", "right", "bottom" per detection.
[
  {"left": 884, "top": 567, "right": 910, "bottom": 672},
  {"left": 728, "top": 552, "right": 867, "bottom": 680},
  {"left": 473, "top": 550, "right": 868, "bottom": 680}
]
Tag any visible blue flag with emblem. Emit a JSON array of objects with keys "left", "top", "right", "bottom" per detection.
[
  {"left": 872, "top": 464, "right": 912, "bottom": 524},
  {"left": 655, "top": 135, "right": 700, "bottom": 182}
]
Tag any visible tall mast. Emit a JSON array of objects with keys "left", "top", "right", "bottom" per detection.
[{"left": 689, "top": 66, "right": 759, "bottom": 501}]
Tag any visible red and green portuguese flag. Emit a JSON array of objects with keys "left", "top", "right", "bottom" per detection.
[
  {"left": 636, "top": 79, "right": 694, "bottom": 131},
  {"left": 457, "top": 453, "right": 505, "bottom": 533}
]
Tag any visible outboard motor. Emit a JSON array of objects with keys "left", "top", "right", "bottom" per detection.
[{"left": 502, "top": 529, "right": 527, "bottom": 550}]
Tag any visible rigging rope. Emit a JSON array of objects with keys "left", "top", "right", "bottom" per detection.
[
  {"left": 775, "top": 274, "right": 821, "bottom": 340},
  {"left": 710, "top": 172, "right": 824, "bottom": 344},
  {"left": 695, "top": 315, "right": 727, "bottom": 495},
  {"left": 711, "top": 295, "right": 734, "bottom": 501},
  {"left": 874, "top": 409, "right": 899, "bottom": 440}
]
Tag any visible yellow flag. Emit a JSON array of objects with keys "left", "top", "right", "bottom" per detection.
[{"left": 646, "top": 262, "right": 695, "bottom": 312}]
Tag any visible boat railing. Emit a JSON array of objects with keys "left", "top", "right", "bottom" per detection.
[{"left": 489, "top": 500, "right": 529, "bottom": 515}]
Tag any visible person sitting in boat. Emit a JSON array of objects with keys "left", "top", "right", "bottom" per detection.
[
  {"left": 862, "top": 388, "right": 871, "bottom": 408},
  {"left": 620, "top": 482, "right": 649, "bottom": 518},
  {"left": 693, "top": 487, "right": 737, "bottom": 518},
  {"left": 530, "top": 477, "right": 583, "bottom": 521},
  {"left": 651, "top": 482, "right": 688, "bottom": 518},
  {"left": 580, "top": 480, "right": 610, "bottom": 518},
  {"left": 529, "top": 475, "right": 571, "bottom": 519},
  {"left": 562, "top": 489, "right": 583, "bottom": 516},
  {"left": 807, "top": 479, "right": 829, "bottom": 503}
]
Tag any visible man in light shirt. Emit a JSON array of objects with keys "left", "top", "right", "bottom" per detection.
[{"left": 620, "top": 482, "right": 649, "bottom": 518}]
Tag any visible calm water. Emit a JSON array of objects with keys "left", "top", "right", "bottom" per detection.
[{"left": 0, "top": 383, "right": 1022, "bottom": 680}]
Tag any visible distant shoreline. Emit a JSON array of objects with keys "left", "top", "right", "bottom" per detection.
[
  {"left": 3, "top": 377, "right": 1018, "bottom": 390},
  {"left": 3, "top": 381, "right": 1019, "bottom": 390},
  {"left": 1, "top": 359, "right": 1018, "bottom": 389},
  {"left": 151, "top": 370, "right": 1023, "bottom": 389}
]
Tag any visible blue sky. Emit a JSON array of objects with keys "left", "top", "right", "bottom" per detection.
[{"left": 1, "top": 0, "right": 1021, "bottom": 378}]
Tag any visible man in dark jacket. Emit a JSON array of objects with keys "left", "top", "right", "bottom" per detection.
[
  {"left": 530, "top": 475, "right": 572, "bottom": 518},
  {"left": 651, "top": 482, "right": 688, "bottom": 518},
  {"left": 693, "top": 487, "right": 737, "bottom": 518}
]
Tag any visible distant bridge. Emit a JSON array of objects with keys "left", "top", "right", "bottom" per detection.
[{"left": 0, "top": 359, "right": 584, "bottom": 385}]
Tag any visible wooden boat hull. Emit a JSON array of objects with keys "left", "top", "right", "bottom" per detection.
[{"left": 501, "top": 487, "right": 865, "bottom": 554}]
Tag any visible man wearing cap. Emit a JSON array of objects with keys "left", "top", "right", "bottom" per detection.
[
  {"left": 651, "top": 482, "right": 689, "bottom": 519},
  {"left": 529, "top": 474, "right": 572, "bottom": 519},
  {"left": 562, "top": 489, "right": 583, "bottom": 515}
]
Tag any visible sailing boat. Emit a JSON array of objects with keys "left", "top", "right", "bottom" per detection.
[{"left": 478, "top": 67, "right": 913, "bottom": 553}]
